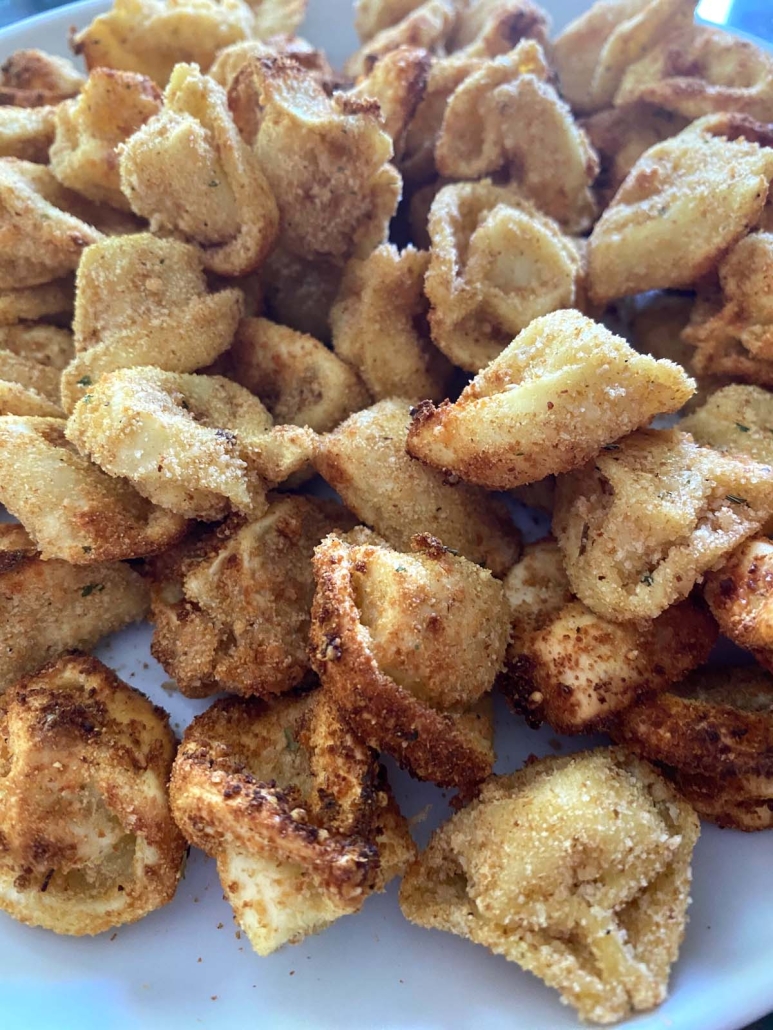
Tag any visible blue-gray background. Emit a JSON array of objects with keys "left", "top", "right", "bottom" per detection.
[{"left": 0, "top": 0, "right": 770, "bottom": 1026}]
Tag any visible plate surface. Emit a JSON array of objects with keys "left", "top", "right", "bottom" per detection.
[{"left": 1, "top": 2, "right": 772, "bottom": 1028}]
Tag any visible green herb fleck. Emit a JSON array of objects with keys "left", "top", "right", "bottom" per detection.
[
  {"left": 77, "top": 376, "right": 92, "bottom": 387},
  {"left": 284, "top": 728, "right": 299, "bottom": 753},
  {"left": 641, "top": 573, "right": 654, "bottom": 586},
  {"left": 726, "top": 494, "right": 748, "bottom": 506},
  {"left": 81, "top": 583, "right": 104, "bottom": 597},
  {"left": 82, "top": 394, "right": 92, "bottom": 404},
  {"left": 395, "top": 564, "right": 407, "bottom": 573},
  {"left": 735, "top": 423, "right": 750, "bottom": 433}
]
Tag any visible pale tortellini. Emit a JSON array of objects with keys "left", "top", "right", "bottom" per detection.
[
  {"left": 424, "top": 180, "right": 584, "bottom": 370},
  {"left": 119, "top": 63, "right": 279, "bottom": 276}
]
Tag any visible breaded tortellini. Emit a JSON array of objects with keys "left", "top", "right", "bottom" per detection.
[
  {"left": 0, "top": 160, "right": 104, "bottom": 289},
  {"left": 245, "top": 56, "right": 400, "bottom": 267},
  {"left": 612, "top": 667, "right": 773, "bottom": 789},
  {"left": 435, "top": 41, "right": 599, "bottom": 232},
  {"left": 150, "top": 495, "right": 354, "bottom": 697},
  {"left": 682, "top": 232, "right": 773, "bottom": 386},
  {"left": 311, "top": 530, "right": 507, "bottom": 792},
  {"left": 346, "top": 0, "right": 457, "bottom": 79},
  {"left": 553, "top": 0, "right": 695, "bottom": 115},
  {"left": 704, "top": 537, "right": 773, "bottom": 674},
  {"left": 120, "top": 64, "right": 279, "bottom": 277},
  {"left": 49, "top": 69, "right": 162, "bottom": 210},
  {"left": 0, "top": 323, "right": 73, "bottom": 368},
  {"left": 0, "top": 105, "right": 57, "bottom": 163},
  {"left": 587, "top": 116, "right": 773, "bottom": 305},
  {"left": 681, "top": 385, "right": 773, "bottom": 466},
  {"left": 0, "top": 653, "right": 185, "bottom": 935},
  {"left": 230, "top": 317, "right": 371, "bottom": 434},
  {"left": 0, "top": 278, "right": 73, "bottom": 326},
  {"left": 354, "top": 0, "right": 443, "bottom": 45},
  {"left": 500, "top": 539, "right": 717, "bottom": 733},
  {"left": 71, "top": 0, "right": 256, "bottom": 87},
  {"left": 60, "top": 233, "right": 243, "bottom": 411},
  {"left": 671, "top": 769, "right": 773, "bottom": 832},
  {"left": 615, "top": 24, "right": 773, "bottom": 122},
  {"left": 425, "top": 180, "right": 584, "bottom": 371},
  {"left": 330, "top": 244, "right": 453, "bottom": 403},
  {"left": 350, "top": 46, "right": 430, "bottom": 161},
  {"left": 66, "top": 367, "right": 312, "bottom": 521},
  {"left": 0, "top": 350, "right": 63, "bottom": 416},
  {"left": 553, "top": 428, "right": 773, "bottom": 622},
  {"left": 0, "top": 524, "right": 148, "bottom": 692},
  {"left": 170, "top": 692, "right": 415, "bottom": 955},
  {"left": 0, "top": 48, "right": 84, "bottom": 107},
  {"left": 0, "top": 416, "right": 187, "bottom": 562},
  {"left": 313, "top": 399, "right": 521, "bottom": 577},
  {"left": 400, "top": 748, "right": 700, "bottom": 1025},
  {"left": 407, "top": 310, "right": 694, "bottom": 489}
]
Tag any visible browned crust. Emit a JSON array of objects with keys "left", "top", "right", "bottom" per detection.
[
  {"left": 672, "top": 768, "right": 773, "bottom": 832},
  {"left": 611, "top": 669, "right": 773, "bottom": 777},
  {"left": 309, "top": 534, "right": 494, "bottom": 793}
]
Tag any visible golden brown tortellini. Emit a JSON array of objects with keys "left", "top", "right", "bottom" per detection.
[
  {"left": 349, "top": 46, "right": 431, "bottom": 160},
  {"left": 681, "top": 384, "right": 773, "bottom": 464},
  {"left": 0, "top": 415, "right": 187, "bottom": 562},
  {"left": 0, "top": 105, "right": 57, "bottom": 163},
  {"left": 425, "top": 180, "right": 584, "bottom": 371},
  {"left": 0, "top": 48, "right": 84, "bottom": 107},
  {"left": 501, "top": 539, "right": 717, "bottom": 733},
  {"left": 0, "top": 653, "right": 185, "bottom": 935},
  {"left": 313, "top": 398, "right": 521, "bottom": 577},
  {"left": 60, "top": 233, "right": 243, "bottom": 411},
  {"left": 170, "top": 691, "right": 415, "bottom": 955},
  {"left": 400, "top": 748, "right": 700, "bottom": 1025},
  {"left": 587, "top": 116, "right": 773, "bottom": 305},
  {"left": 682, "top": 232, "right": 773, "bottom": 386},
  {"left": 120, "top": 63, "right": 279, "bottom": 276},
  {"left": 230, "top": 317, "right": 371, "bottom": 434},
  {"left": 149, "top": 495, "right": 355, "bottom": 697},
  {"left": 310, "top": 530, "right": 507, "bottom": 792},
  {"left": 0, "top": 278, "right": 73, "bottom": 326},
  {"left": 0, "top": 323, "right": 73, "bottom": 367},
  {"left": 435, "top": 40, "right": 599, "bottom": 232},
  {"left": 49, "top": 68, "right": 162, "bottom": 210},
  {"left": 330, "top": 244, "right": 453, "bottom": 402},
  {"left": 66, "top": 367, "right": 312, "bottom": 521},
  {"left": 346, "top": 0, "right": 456, "bottom": 79},
  {"left": 553, "top": 0, "right": 695, "bottom": 115},
  {"left": 407, "top": 310, "right": 694, "bottom": 489},
  {"left": 0, "top": 160, "right": 104, "bottom": 289},
  {"left": 0, "top": 524, "right": 148, "bottom": 692},
  {"left": 615, "top": 23, "right": 773, "bottom": 122},
  {"left": 704, "top": 537, "right": 773, "bottom": 674},
  {"left": 553, "top": 427, "right": 773, "bottom": 622},
  {"left": 72, "top": 0, "right": 256, "bottom": 87},
  {"left": 0, "top": 350, "right": 63, "bottom": 416}
]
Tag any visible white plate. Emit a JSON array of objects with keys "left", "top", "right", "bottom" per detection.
[{"left": 1, "top": 2, "right": 772, "bottom": 1028}]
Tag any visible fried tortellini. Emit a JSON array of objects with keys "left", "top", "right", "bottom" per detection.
[
  {"left": 553, "top": 0, "right": 695, "bottom": 115},
  {"left": 313, "top": 399, "right": 521, "bottom": 577},
  {"left": 400, "top": 747, "right": 700, "bottom": 1025},
  {"left": 0, "top": 105, "right": 57, "bottom": 163},
  {"left": 435, "top": 40, "right": 599, "bottom": 232},
  {"left": 587, "top": 117, "right": 773, "bottom": 304},
  {"left": 704, "top": 537, "right": 773, "bottom": 674},
  {"left": 407, "top": 310, "right": 694, "bottom": 489},
  {"left": 680, "top": 385, "right": 773, "bottom": 465},
  {"left": 310, "top": 530, "right": 507, "bottom": 792},
  {"left": 349, "top": 46, "right": 431, "bottom": 160},
  {"left": 0, "top": 160, "right": 104, "bottom": 290},
  {"left": 150, "top": 495, "right": 354, "bottom": 697},
  {"left": 500, "top": 538, "right": 717, "bottom": 733},
  {"left": 0, "top": 48, "right": 84, "bottom": 107},
  {"left": 0, "top": 278, "right": 73, "bottom": 326},
  {"left": 67, "top": 367, "right": 312, "bottom": 521},
  {"left": 615, "top": 23, "right": 773, "bottom": 122},
  {"left": 0, "top": 416, "right": 187, "bottom": 562},
  {"left": 0, "top": 653, "right": 185, "bottom": 935},
  {"left": 330, "top": 244, "right": 453, "bottom": 402},
  {"left": 72, "top": 0, "right": 257, "bottom": 87},
  {"left": 682, "top": 232, "right": 773, "bottom": 386},
  {"left": 0, "top": 323, "right": 73, "bottom": 367},
  {"left": 120, "top": 64, "right": 279, "bottom": 276},
  {"left": 611, "top": 666, "right": 773, "bottom": 829},
  {"left": 60, "top": 233, "right": 243, "bottom": 411},
  {"left": 230, "top": 317, "right": 371, "bottom": 434},
  {"left": 170, "top": 691, "right": 415, "bottom": 955},
  {"left": 425, "top": 180, "right": 584, "bottom": 371},
  {"left": 553, "top": 428, "right": 773, "bottom": 622},
  {"left": 0, "top": 524, "right": 148, "bottom": 692},
  {"left": 0, "top": 324, "right": 73, "bottom": 414},
  {"left": 49, "top": 68, "right": 162, "bottom": 211},
  {"left": 346, "top": 0, "right": 456, "bottom": 79}
]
